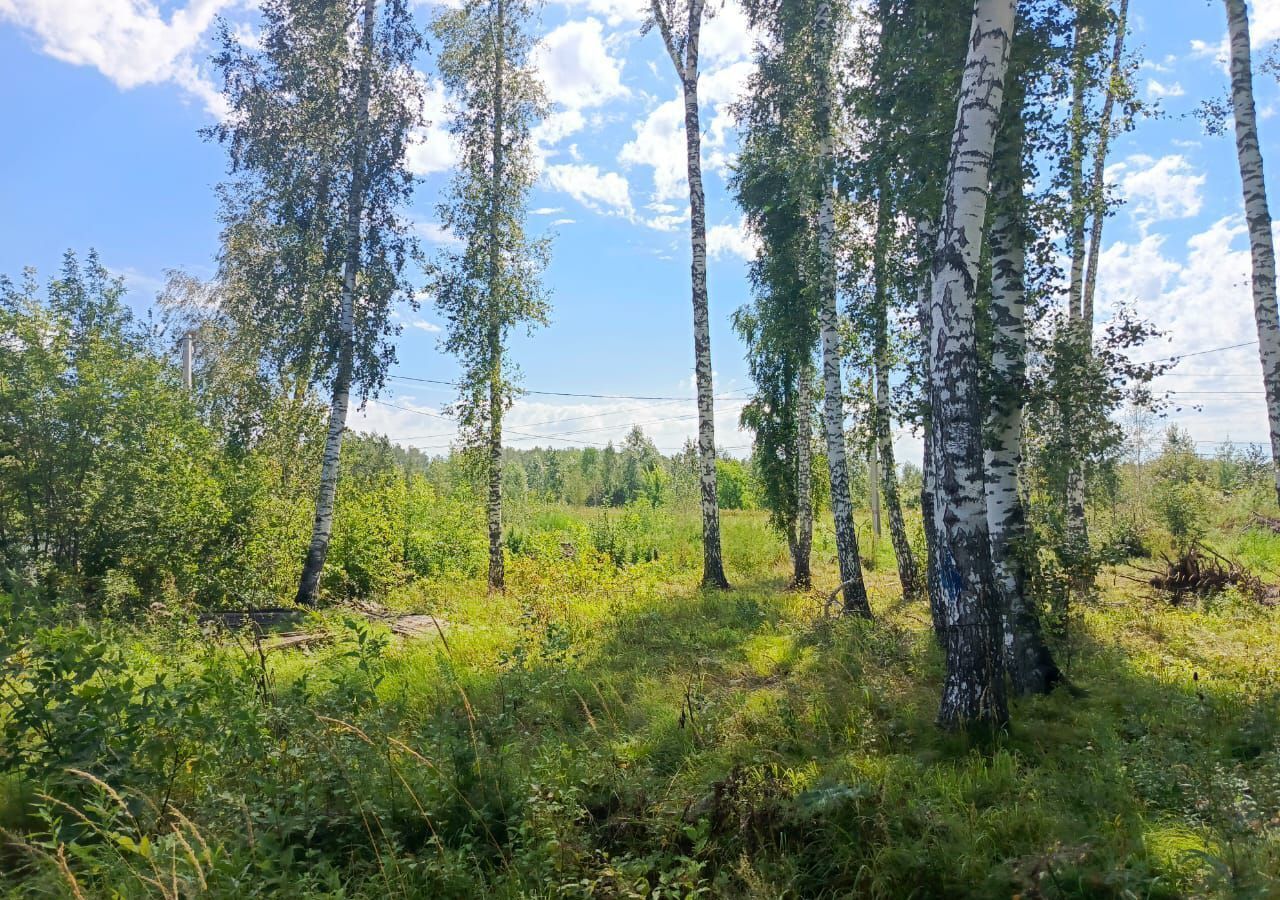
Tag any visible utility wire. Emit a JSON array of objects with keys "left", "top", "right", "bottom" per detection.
[
  {"left": 369, "top": 399, "right": 750, "bottom": 452},
  {"left": 1140, "top": 340, "right": 1258, "bottom": 364},
  {"left": 389, "top": 373, "right": 751, "bottom": 402},
  {"left": 384, "top": 393, "right": 749, "bottom": 441}
]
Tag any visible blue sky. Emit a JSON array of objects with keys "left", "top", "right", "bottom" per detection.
[{"left": 1, "top": 0, "right": 1278, "bottom": 462}]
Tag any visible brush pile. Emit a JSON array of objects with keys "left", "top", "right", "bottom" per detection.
[{"left": 1131, "top": 543, "right": 1273, "bottom": 605}]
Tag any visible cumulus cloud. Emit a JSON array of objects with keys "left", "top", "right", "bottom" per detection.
[
  {"left": 406, "top": 76, "right": 459, "bottom": 176},
  {"left": 0, "top": 0, "right": 233, "bottom": 116},
  {"left": 1108, "top": 154, "right": 1206, "bottom": 225},
  {"left": 706, "top": 219, "right": 757, "bottom": 261},
  {"left": 409, "top": 319, "right": 442, "bottom": 333},
  {"left": 547, "top": 0, "right": 646, "bottom": 27},
  {"left": 1190, "top": 4, "right": 1280, "bottom": 69},
  {"left": 1145, "top": 79, "right": 1185, "bottom": 99},
  {"left": 618, "top": 59, "right": 753, "bottom": 208},
  {"left": 1095, "top": 218, "right": 1280, "bottom": 444},
  {"left": 544, "top": 163, "right": 635, "bottom": 216},
  {"left": 534, "top": 18, "right": 628, "bottom": 111}
]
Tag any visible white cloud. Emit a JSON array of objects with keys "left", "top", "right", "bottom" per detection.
[
  {"left": 706, "top": 219, "right": 757, "bottom": 261},
  {"left": 548, "top": 0, "right": 646, "bottom": 27},
  {"left": 1190, "top": 5, "right": 1280, "bottom": 70},
  {"left": 618, "top": 96, "right": 686, "bottom": 202},
  {"left": 532, "top": 109, "right": 588, "bottom": 149},
  {"left": 531, "top": 207, "right": 565, "bottom": 215},
  {"left": 1108, "top": 154, "right": 1205, "bottom": 225},
  {"left": 414, "top": 221, "right": 462, "bottom": 247},
  {"left": 406, "top": 76, "right": 458, "bottom": 176},
  {"left": 409, "top": 319, "right": 442, "bottom": 333},
  {"left": 0, "top": 0, "right": 233, "bottom": 116},
  {"left": 550, "top": 218, "right": 576, "bottom": 226},
  {"left": 618, "top": 59, "right": 753, "bottom": 205},
  {"left": 1095, "top": 218, "right": 1280, "bottom": 444},
  {"left": 1145, "top": 79, "right": 1185, "bottom": 99},
  {"left": 534, "top": 18, "right": 628, "bottom": 111},
  {"left": 698, "top": 2, "right": 755, "bottom": 66},
  {"left": 544, "top": 163, "right": 635, "bottom": 216}
]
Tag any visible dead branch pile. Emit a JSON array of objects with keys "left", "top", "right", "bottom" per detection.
[
  {"left": 1251, "top": 512, "right": 1280, "bottom": 534},
  {"left": 1129, "top": 543, "right": 1271, "bottom": 605}
]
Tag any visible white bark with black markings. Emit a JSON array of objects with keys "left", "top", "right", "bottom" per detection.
[
  {"left": 650, "top": 0, "right": 729, "bottom": 589},
  {"left": 1225, "top": 0, "right": 1280, "bottom": 507},
  {"left": 297, "top": 0, "right": 375, "bottom": 605},
  {"left": 987, "top": 94, "right": 1061, "bottom": 695},
  {"left": 794, "top": 370, "right": 815, "bottom": 589},
  {"left": 916, "top": 219, "right": 944, "bottom": 628},
  {"left": 486, "top": 0, "right": 508, "bottom": 592},
  {"left": 928, "top": 0, "right": 1015, "bottom": 730},
  {"left": 815, "top": 0, "right": 870, "bottom": 617}
]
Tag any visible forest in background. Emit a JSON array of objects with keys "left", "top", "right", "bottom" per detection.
[{"left": 3, "top": 0, "right": 1280, "bottom": 895}]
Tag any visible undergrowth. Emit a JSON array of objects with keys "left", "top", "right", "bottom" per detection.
[{"left": 2, "top": 508, "right": 1278, "bottom": 897}]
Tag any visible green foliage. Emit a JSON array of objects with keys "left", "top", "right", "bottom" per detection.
[
  {"left": 0, "top": 254, "right": 229, "bottom": 605},
  {"left": 715, "top": 458, "right": 758, "bottom": 511},
  {"left": 430, "top": 0, "right": 549, "bottom": 449},
  {"left": 206, "top": 0, "right": 424, "bottom": 400},
  {"left": 5, "top": 505, "right": 1280, "bottom": 897}
]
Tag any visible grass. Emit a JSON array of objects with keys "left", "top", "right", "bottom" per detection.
[{"left": 2, "top": 504, "right": 1279, "bottom": 897}]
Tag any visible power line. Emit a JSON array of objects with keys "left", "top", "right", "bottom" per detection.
[
  {"left": 369, "top": 399, "right": 750, "bottom": 452},
  {"left": 1165, "top": 390, "right": 1266, "bottom": 395},
  {"left": 385, "top": 393, "right": 745, "bottom": 441},
  {"left": 1141, "top": 340, "right": 1258, "bottom": 364},
  {"left": 389, "top": 373, "right": 750, "bottom": 402}
]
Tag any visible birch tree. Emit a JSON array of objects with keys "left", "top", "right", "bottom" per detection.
[
  {"left": 208, "top": 0, "right": 424, "bottom": 605},
  {"left": 645, "top": 0, "right": 730, "bottom": 589},
  {"left": 928, "top": 0, "right": 1017, "bottom": 730},
  {"left": 432, "top": 0, "right": 550, "bottom": 593},
  {"left": 1223, "top": 0, "right": 1280, "bottom": 507},
  {"left": 815, "top": 0, "right": 870, "bottom": 617},
  {"left": 986, "top": 54, "right": 1062, "bottom": 696},
  {"left": 1081, "top": 0, "right": 1130, "bottom": 322},
  {"left": 733, "top": 0, "right": 828, "bottom": 590},
  {"left": 870, "top": 189, "right": 920, "bottom": 601},
  {"left": 854, "top": 0, "right": 972, "bottom": 619},
  {"left": 1062, "top": 4, "right": 1098, "bottom": 585}
]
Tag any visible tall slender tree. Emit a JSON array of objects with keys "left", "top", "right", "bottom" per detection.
[
  {"left": 432, "top": 0, "right": 550, "bottom": 593},
  {"left": 870, "top": 188, "right": 921, "bottom": 601},
  {"left": 1223, "top": 0, "right": 1280, "bottom": 508},
  {"left": 734, "top": 0, "right": 828, "bottom": 591},
  {"left": 816, "top": 0, "right": 870, "bottom": 617},
  {"left": 1081, "top": 0, "right": 1130, "bottom": 323},
  {"left": 1062, "top": 4, "right": 1098, "bottom": 582},
  {"left": 645, "top": 0, "right": 730, "bottom": 589},
  {"left": 928, "top": 0, "right": 1017, "bottom": 730},
  {"left": 208, "top": 0, "right": 424, "bottom": 605},
  {"left": 986, "top": 50, "right": 1062, "bottom": 696}
]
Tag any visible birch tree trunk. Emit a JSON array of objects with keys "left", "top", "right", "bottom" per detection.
[
  {"left": 794, "top": 369, "right": 814, "bottom": 589},
  {"left": 917, "top": 219, "right": 944, "bottom": 629},
  {"left": 1225, "top": 0, "right": 1280, "bottom": 508},
  {"left": 987, "top": 88, "right": 1062, "bottom": 695},
  {"left": 486, "top": 0, "right": 507, "bottom": 593},
  {"left": 872, "top": 190, "right": 919, "bottom": 600},
  {"left": 1064, "top": 13, "right": 1091, "bottom": 573},
  {"left": 296, "top": 0, "right": 374, "bottom": 605},
  {"left": 876, "top": 360, "right": 920, "bottom": 600},
  {"left": 928, "top": 0, "right": 1015, "bottom": 730},
  {"left": 816, "top": 0, "right": 870, "bottom": 617},
  {"left": 868, "top": 442, "right": 882, "bottom": 537},
  {"left": 650, "top": 0, "right": 730, "bottom": 589},
  {"left": 1081, "top": 0, "right": 1129, "bottom": 323},
  {"left": 683, "top": 69, "right": 730, "bottom": 589}
]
